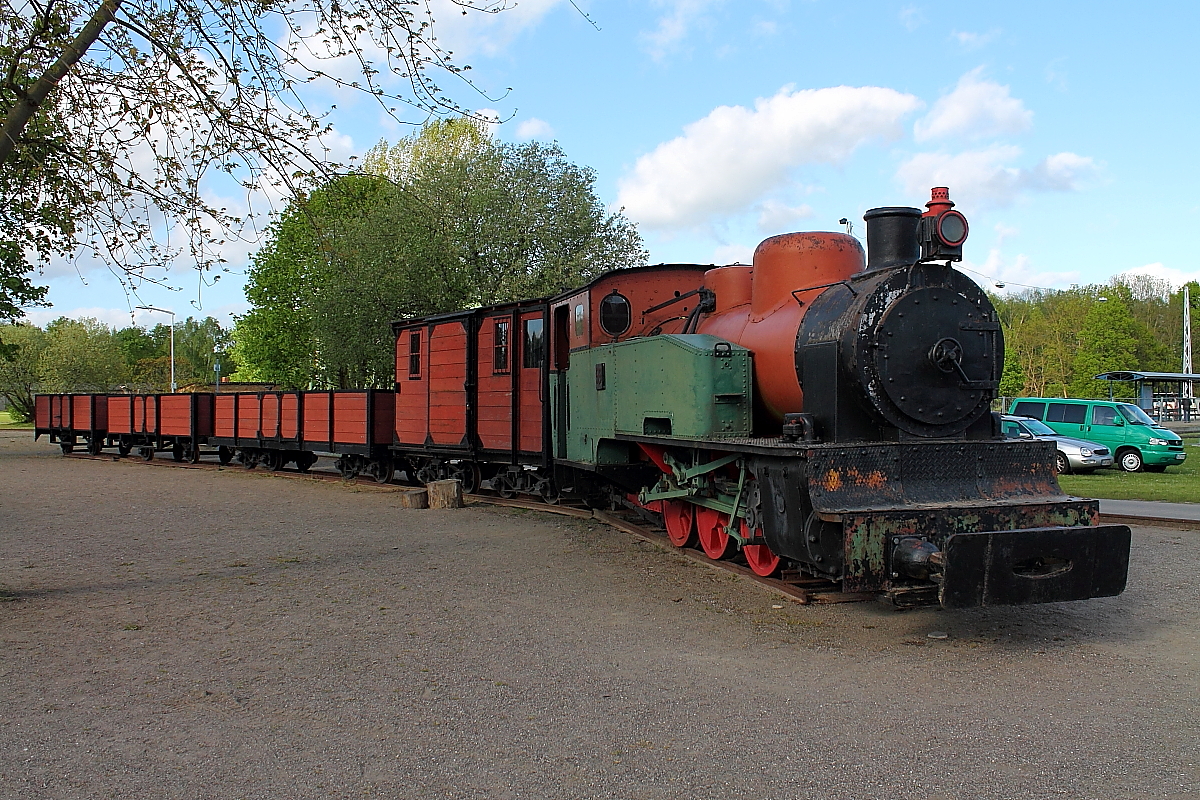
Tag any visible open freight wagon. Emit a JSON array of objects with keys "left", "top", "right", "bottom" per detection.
[
  {"left": 34, "top": 393, "right": 108, "bottom": 454},
  {"left": 209, "top": 390, "right": 395, "bottom": 479}
]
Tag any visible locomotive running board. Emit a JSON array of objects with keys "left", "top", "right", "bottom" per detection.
[{"left": 938, "top": 524, "right": 1132, "bottom": 608}]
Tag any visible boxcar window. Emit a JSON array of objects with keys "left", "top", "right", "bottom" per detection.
[
  {"left": 1047, "top": 402, "right": 1086, "bottom": 424},
  {"left": 408, "top": 332, "right": 421, "bottom": 378},
  {"left": 574, "top": 304, "right": 584, "bottom": 337},
  {"left": 523, "top": 319, "right": 544, "bottom": 368},
  {"left": 1092, "top": 405, "right": 1119, "bottom": 426},
  {"left": 493, "top": 319, "right": 510, "bottom": 373},
  {"left": 1012, "top": 401, "right": 1045, "bottom": 419}
]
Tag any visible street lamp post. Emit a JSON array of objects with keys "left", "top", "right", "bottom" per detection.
[{"left": 136, "top": 305, "right": 176, "bottom": 392}]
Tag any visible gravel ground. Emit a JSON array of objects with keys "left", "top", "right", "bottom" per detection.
[{"left": 1, "top": 429, "right": 1196, "bottom": 800}]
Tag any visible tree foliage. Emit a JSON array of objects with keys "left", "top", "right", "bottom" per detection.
[
  {"left": 0, "top": 0, "right": 509, "bottom": 332},
  {"left": 996, "top": 276, "right": 1195, "bottom": 400},
  {"left": 234, "top": 119, "right": 647, "bottom": 389},
  {"left": 0, "top": 314, "right": 232, "bottom": 419}
]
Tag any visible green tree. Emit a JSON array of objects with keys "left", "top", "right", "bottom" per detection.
[
  {"left": 39, "top": 316, "right": 128, "bottom": 391},
  {"left": 235, "top": 119, "right": 647, "bottom": 389},
  {"left": 0, "top": 322, "right": 48, "bottom": 420},
  {"left": 1068, "top": 297, "right": 1143, "bottom": 398}
]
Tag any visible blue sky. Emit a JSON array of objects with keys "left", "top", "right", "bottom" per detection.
[{"left": 27, "top": 0, "right": 1200, "bottom": 330}]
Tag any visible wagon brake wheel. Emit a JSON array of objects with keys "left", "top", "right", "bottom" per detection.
[{"left": 663, "top": 500, "right": 697, "bottom": 548}]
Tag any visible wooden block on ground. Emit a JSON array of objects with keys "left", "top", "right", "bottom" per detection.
[
  {"left": 396, "top": 489, "right": 428, "bottom": 509},
  {"left": 427, "top": 479, "right": 463, "bottom": 509}
]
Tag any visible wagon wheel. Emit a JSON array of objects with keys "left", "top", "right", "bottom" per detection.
[
  {"left": 696, "top": 507, "right": 735, "bottom": 560},
  {"left": 296, "top": 452, "right": 317, "bottom": 473},
  {"left": 217, "top": 446, "right": 234, "bottom": 466},
  {"left": 172, "top": 442, "right": 184, "bottom": 462},
  {"left": 336, "top": 455, "right": 358, "bottom": 480},
  {"left": 663, "top": 500, "right": 697, "bottom": 548},
  {"left": 265, "top": 449, "right": 286, "bottom": 471},
  {"left": 740, "top": 519, "right": 781, "bottom": 577},
  {"left": 140, "top": 446, "right": 154, "bottom": 462},
  {"left": 240, "top": 449, "right": 257, "bottom": 470},
  {"left": 494, "top": 471, "right": 517, "bottom": 499},
  {"left": 117, "top": 439, "right": 133, "bottom": 457},
  {"left": 59, "top": 442, "right": 73, "bottom": 455},
  {"left": 185, "top": 443, "right": 201, "bottom": 464},
  {"left": 450, "top": 462, "right": 481, "bottom": 494},
  {"left": 538, "top": 479, "right": 560, "bottom": 505},
  {"left": 369, "top": 459, "right": 395, "bottom": 484},
  {"left": 87, "top": 438, "right": 104, "bottom": 456}
]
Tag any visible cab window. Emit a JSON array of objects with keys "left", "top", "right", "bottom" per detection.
[{"left": 1091, "top": 405, "right": 1120, "bottom": 426}]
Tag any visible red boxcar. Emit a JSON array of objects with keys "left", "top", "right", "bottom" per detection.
[
  {"left": 391, "top": 300, "right": 549, "bottom": 492},
  {"left": 34, "top": 394, "right": 108, "bottom": 454}
]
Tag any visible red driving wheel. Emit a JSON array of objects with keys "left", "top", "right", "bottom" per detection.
[
  {"left": 663, "top": 500, "right": 697, "bottom": 547},
  {"left": 697, "top": 507, "right": 735, "bottom": 560},
  {"left": 740, "top": 519, "right": 781, "bottom": 577}
]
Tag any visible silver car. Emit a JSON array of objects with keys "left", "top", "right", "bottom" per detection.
[{"left": 1001, "top": 415, "right": 1115, "bottom": 474}]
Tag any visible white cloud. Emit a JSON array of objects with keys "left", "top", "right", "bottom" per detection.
[
  {"left": 711, "top": 243, "right": 754, "bottom": 265},
  {"left": 899, "top": 5, "right": 925, "bottom": 31},
  {"left": 428, "top": 0, "right": 565, "bottom": 59},
  {"left": 1119, "top": 263, "right": 1200, "bottom": 290},
  {"left": 641, "top": 0, "right": 723, "bottom": 60},
  {"left": 516, "top": 117, "right": 554, "bottom": 140},
  {"left": 617, "top": 85, "right": 920, "bottom": 229},
  {"left": 961, "top": 249, "right": 1081, "bottom": 293},
  {"left": 952, "top": 29, "right": 1001, "bottom": 49},
  {"left": 994, "top": 222, "right": 1019, "bottom": 245},
  {"left": 757, "top": 200, "right": 815, "bottom": 232},
  {"left": 914, "top": 68, "right": 1032, "bottom": 142},
  {"left": 897, "top": 146, "right": 1099, "bottom": 207}
]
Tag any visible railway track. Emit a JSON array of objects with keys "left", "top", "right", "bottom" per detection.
[{"left": 62, "top": 449, "right": 873, "bottom": 605}]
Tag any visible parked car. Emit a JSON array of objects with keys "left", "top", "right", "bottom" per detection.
[
  {"left": 1008, "top": 398, "right": 1186, "bottom": 472},
  {"left": 1000, "top": 415, "right": 1114, "bottom": 474}
]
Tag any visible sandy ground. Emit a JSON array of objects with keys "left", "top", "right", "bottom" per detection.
[{"left": 1, "top": 429, "right": 1197, "bottom": 800}]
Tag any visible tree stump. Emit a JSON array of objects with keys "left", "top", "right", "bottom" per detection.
[
  {"left": 396, "top": 489, "right": 428, "bottom": 509},
  {"left": 426, "top": 479, "right": 463, "bottom": 509}
]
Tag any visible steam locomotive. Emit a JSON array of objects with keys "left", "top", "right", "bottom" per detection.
[{"left": 36, "top": 188, "right": 1132, "bottom": 609}]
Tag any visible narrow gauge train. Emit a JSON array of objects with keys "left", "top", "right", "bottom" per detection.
[{"left": 35, "top": 188, "right": 1131, "bottom": 609}]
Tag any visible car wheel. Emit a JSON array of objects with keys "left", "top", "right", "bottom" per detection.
[
  {"left": 1055, "top": 452, "right": 1070, "bottom": 475},
  {"left": 1118, "top": 449, "right": 1143, "bottom": 472}
]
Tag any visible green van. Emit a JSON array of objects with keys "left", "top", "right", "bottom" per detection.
[{"left": 1008, "top": 398, "right": 1186, "bottom": 472}]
